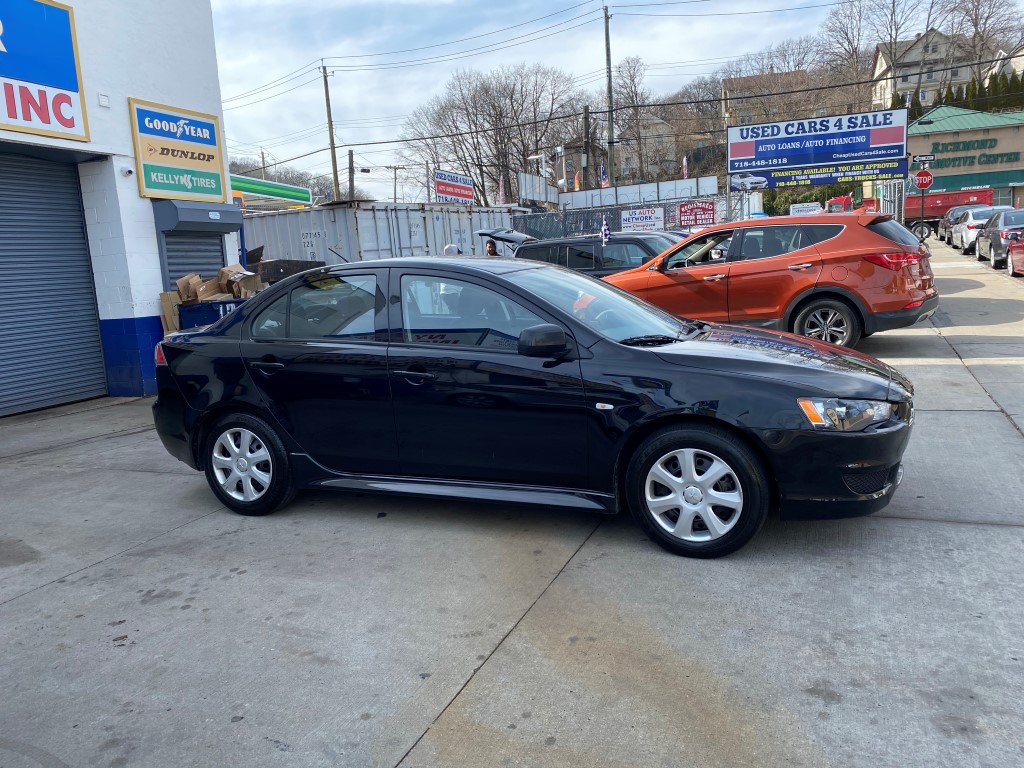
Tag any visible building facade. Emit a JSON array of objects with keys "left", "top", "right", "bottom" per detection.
[
  {"left": 0, "top": 0, "right": 240, "bottom": 416},
  {"left": 871, "top": 30, "right": 974, "bottom": 111},
  {"left": 908, "top": 106, "right": 1024, "bottom": 206}
]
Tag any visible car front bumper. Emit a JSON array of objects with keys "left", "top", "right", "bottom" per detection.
[{"left": 756, "top": 417, "right": 912, "bottom": 520}]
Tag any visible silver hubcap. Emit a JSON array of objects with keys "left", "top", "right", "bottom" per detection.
[
  {"left": 803, "top": 308, "right": 849, "bottom": 345},
  {"left": 644, "top": 448, "right": 743, "bottom": 542},
  {"left": 211, "top": 428, "right": 272, "bottom": 502}
]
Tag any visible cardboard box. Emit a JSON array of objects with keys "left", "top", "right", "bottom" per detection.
[
  {"left": 175, "top": 273, "right": 201, "bottom": 301},
  {"left": 159, "top": 291, "right": 182, "bottom": 333},
  {"left": 196, "top": 277, "right": 223, "bottom": 301},
  {"left": 217, "top": 263, "right": 253, "bottom": 291},
  {"left": 200, "top": 292, "right": 235, "bottom": 302},
  {"left": 231, "top": 273, "right": 263, "bottom": 297}
]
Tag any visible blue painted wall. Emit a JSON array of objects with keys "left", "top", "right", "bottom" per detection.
[{"left": 99, "top": 316, "right": 164, "bottom": 396}]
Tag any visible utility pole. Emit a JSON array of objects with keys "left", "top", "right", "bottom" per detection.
[
  {"left": 348, "top": 149, "right": 355, "bottom": 201},
  {"left": 384, "top": 165, "right": 407, "bottom": 203},
  {"left": 321, "top": 64, "right": 341, "bottom": 202},
  {"left": 582, "top": 105, "right": 591, "bottom": 189},
  {"left": 260, "top": 148, "right": 266, "bottom": 180},
  {"left": 603, "top": 6, "right": 616, "bottom": 190},
  {"left": 426, "top": 162, "right": 432, "bottom": 202}
]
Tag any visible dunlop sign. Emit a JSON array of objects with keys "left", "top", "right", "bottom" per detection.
[{"left": 128, "top": 98, "right": 226, "bottom": 203}]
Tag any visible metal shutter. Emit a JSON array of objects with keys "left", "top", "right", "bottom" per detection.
[
  {"left": 164, "top": 232, "right": 226, "bottom": 284},
  {"left": 0, "top": 153, "right": 106, "bottom": 416}
]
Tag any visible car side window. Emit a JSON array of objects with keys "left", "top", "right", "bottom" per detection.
[
  {"left": 985, "top": 213, "right": 1001, "bottom": 229},
  {"left": 289, "top": 274, "right": 380, "bottom": 340},
  {"left": 736, "top": 226, "right": 806, "bottom": 260},
  {"left": 517, "top": 245, "right": 557, "bottom": 264},
  {"left": 400, "top": 275, "right": 544, "bottom": 351},
  {"left": 802, "top": 224, "right": 845, "bottom": 245},
  {"left": 664, "top": 231, "right": 734, "bottom": 269},
  {"left": 602, "top": 242, "right": 651, "bottom": 268},
  {"left": 251, "top": 294, "right": 289, "bottom": 339},
  {"left": 564, "top": 244, "right": 596, "bottom": 270}
]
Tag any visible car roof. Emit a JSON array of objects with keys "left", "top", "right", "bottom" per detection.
[
  {"left": 323, "top": 256, "right": 547, "bottom": 275},
  {"left": 687, "top": 212, "right": 889, "bottom": 232}
]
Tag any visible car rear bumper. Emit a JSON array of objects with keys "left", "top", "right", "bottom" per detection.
[
  {"left": 870, "top": 293, "right": 939, "bottom": 333},
  {"left": 152, "top": 387, "right": 200, "bottom": 470},
  {"left": 756, "top": 418, "right": 912, "bottom": 520}
]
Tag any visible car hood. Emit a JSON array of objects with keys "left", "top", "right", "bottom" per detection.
[{"left": 654, "top": 324, "right": 913, "bottom": 401}]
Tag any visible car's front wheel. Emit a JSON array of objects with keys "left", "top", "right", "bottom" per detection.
[
  {"left": 626, "top": 426, "right": 770, "bottom": 558},
  {"left": 203, "top": 414, "right": 295, "bottom": 515},
  {"left": 793, "top": 299, "right": 862, "bottom": 347}
]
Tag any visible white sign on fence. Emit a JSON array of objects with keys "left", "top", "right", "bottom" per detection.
[{"left": 620, "top": 207, "right": 664, "bottom": 232}]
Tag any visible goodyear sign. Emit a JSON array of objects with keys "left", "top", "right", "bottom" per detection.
[
  {"left": 129, "top": 98, "right": 226, "bottom": 202},
  {"left": 0, "top": 0, "right": 89, "bottom": 141}
]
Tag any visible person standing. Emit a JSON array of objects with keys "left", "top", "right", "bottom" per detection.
[{"left": 485, "top": 239, "right": 498, "bottom": 257}]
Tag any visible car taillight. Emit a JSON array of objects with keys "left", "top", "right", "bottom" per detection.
[
  {"left": 904, "top": 299, "right": 924, "bottom": 309},
  {"left": 155, "top": 343, "right": 167, "bottom": 366},
  {"left": 864, "top": 252, "right": 921, "bottom": 271},
  {"left": 966, "top": 224, "right": 979, "bottom": 230}
]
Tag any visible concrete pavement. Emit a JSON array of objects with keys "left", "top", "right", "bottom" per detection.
[{"left": 1, "top": 240, "right": 1022, "bottom": 767}]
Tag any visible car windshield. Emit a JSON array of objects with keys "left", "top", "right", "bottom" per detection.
[
  {"left": 506, "top": 265, "right": 693, "bottom": 344},
  {"left": 640, "top": 234, "right": 681, "bottom": 252}
]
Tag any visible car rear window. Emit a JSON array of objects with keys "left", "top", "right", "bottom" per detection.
[
  {"left": 802, "top": 224, "right": 844, "bottom": 245},
  {"left": 867, "top": 219, "right": 921, "bottom": 247},
  {"left": 1004, "top": 210, "right": 1024, "bottom": 227},
  {"left": 969, "top": 207, "right": 1002, "bottom": 221},
  {"left": 516, "top": 245, "right": 558, "bottom": 264}
]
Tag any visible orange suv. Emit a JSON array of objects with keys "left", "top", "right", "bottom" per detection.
[{"left": 604, "top": 213, "right": 938, "bottom": 346}]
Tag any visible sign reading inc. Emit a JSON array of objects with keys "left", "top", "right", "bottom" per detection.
[
  {"left": 129, "top": 98, "right": 226, "bottom": 203},
  {"left": 0, "top": 0, "right": 89, "bottom": 141}
]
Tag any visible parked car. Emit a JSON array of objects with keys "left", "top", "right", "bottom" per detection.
[
  {"left": 730, "top": 173, "right": 769, "bottom": 191},
  {"left": 951, "top": 206, "right": 1013, "bottom": 254},
  {"left": 153, "top": 257, "right": 916, "bottom": 559},
  {"left": 975, "top": 208, "right": 1024, "bottom": 268},
  {"left": 1004, "top": 232, "right": 1024, "bottom": 277},
  {"left": 513, "top": 231, "right": 678, "bottom": 276},
  {"left": 938, "top": 204, "right": 990, "bottom": 245},
  {"left": 603, "top": 213, "right": 938, "bottom": 348}
]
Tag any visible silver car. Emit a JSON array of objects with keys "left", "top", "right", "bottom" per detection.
[
  {"left": 951, "top": 206, "right": 1013, "bottom": 254},
  {"left": 976, "top": 208, "right": 1024, "bottom": 268}
]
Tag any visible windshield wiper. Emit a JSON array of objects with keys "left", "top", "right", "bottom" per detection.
[{"left": 618, "top": 334, "right": 683, "bottom": 347}]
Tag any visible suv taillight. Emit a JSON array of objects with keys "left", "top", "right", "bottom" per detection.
[
  {"left": 966, "top": 223, "right": 979, "bottom": 230},
  {"left": 864, "top": 252, "right": 921, "bottom": 271},
  {"left": 155, "top": 343, "right": 167, "bottom": 366}
]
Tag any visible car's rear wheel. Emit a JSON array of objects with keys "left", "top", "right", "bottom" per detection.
[
  {"left": 793, "top": 299, "right": 862, "bottom": 347},
  {"left": 626, "top": 426, "right": 770, "bottom": 558},
  {"left": 1010, "top": 255, "right": 1022, "bottom": 278},
  {"left": 204, "top": 414, "right": 295, "bottom": 516}
]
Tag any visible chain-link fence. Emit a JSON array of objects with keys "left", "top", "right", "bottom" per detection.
[{"left": 511, "top": 194, "right": 740, "bottom": 240}]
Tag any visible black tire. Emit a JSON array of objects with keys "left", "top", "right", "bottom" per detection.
[
  {"left": 792, "top": 298, "right": 862, "bottom": 347},
  {"left": 1010, "top": 257, "right": 1022, "bottom": 278},
  {"left": 625, "top": 425, "right": 770, "bottom": 558},
  {"left": 203, "top": 413, "right": 296, "bottom": 516}
]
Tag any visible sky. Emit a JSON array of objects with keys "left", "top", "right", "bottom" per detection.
[{"left": 209, "top": 0, "right": 839, "bottom": 201}]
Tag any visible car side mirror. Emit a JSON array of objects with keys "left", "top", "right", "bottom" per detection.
[{"left": 518, "top": 324, "right": 568, "bottom": 358}]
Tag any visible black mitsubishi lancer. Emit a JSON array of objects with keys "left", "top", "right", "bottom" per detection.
[{"left": 153, "top": 257, "right": 915, "bottom": 558}]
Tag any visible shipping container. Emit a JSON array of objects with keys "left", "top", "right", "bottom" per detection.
[{"left": 241, "top": 202, "right": 518, "bottom": 265}]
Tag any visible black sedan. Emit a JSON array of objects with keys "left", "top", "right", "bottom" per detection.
[{"left": 153, "top": 258, "right": 915, "bottom": 558}]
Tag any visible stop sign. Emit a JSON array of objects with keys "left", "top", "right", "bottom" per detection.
[{"left": 913, "top": 169, "right": 934, "bottom": 190}]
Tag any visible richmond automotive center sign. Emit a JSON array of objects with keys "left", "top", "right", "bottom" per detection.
[
  {"left": 0, "top": 0, "right": 89, "bottom": 141},
  {"left": 728, "top": 109, "right": 907, "bottom": 180}
]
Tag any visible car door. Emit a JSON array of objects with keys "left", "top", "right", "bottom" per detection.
[
  {"left": 725, "top": 224, "right": 823, "bottom": 325},
  {"left": 978, "top": 213, "right": 1000, "bottom": 257},
  {"left": 387, "top": 269, "right": 589, "bottom": 488},
  {"left": 239, "top": 269, "right": 398, "bottom": 475},
  {"left": 613, "top": 229, "right": 734, "bottom": 321}
]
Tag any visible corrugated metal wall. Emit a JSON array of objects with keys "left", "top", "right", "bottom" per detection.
[{"left": 0, "top": 153, "right": 106, "bottom": 416}]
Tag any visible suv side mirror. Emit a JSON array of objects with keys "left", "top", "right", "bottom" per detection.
[{"left": 518, "top": 324, "right": 568, "bottom": 357}]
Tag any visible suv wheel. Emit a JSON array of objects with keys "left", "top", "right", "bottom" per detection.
[{"left": 793, "top": 299, "right": 862, "bottom": 347}]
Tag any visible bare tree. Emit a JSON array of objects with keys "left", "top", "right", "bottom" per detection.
[
  {"left": 866, "top": 0, "right": 925, "bottom": 104},
  {"left": 816, "top": 0, "right": 874, "bottom": 111},
  {"left": 613, "top": 56, "right": 652, "bottom": 180},
  {"left": 949, "top": 0, "right": 1024, "bottom": 82}
]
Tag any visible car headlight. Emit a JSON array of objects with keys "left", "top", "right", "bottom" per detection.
[{"left": 797, "top": 398, "right": 894, "bottom": 431}]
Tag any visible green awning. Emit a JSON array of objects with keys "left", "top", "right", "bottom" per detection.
[{"left": 926, "top": 168, "right": 1024, "bottom": 192}]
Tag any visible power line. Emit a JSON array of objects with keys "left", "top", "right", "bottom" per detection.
[{"left": 613, "top": 1, "right": 845, "bottom": 16}]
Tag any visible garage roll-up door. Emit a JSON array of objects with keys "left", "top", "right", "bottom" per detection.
[
  {"left": 0, "top": 153, "right": 106, "bottom": 417},
  {"left": 165, "top": 232, "right": 226, "bottom": 284}
]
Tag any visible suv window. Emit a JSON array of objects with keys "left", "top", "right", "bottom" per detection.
[
  {"left": 867, "top": 219, "right": 921, "bottom": 247},
  {"left": 665, "top": 231, "right": 734, "bottom": 269},
  {"left": 736, "top": 225, "right": 806, "bottom": 260},
  {"left": 516, "top": 244, "right": 559, "bottom": 265},
  {"left": 289, "top": 274, "right": 379, "bottom": 340},
  {"left": 564, "top": 244, "right": 596, "bottom": 270},
  {"left": 602, "top": 242, "right": 651, "bottom": 268},
  {"left": 802, "top": 224, "right": 844, "bottom": 245},
  {"left": 400, "top": 275, "right": 544, "bottom": 350}
]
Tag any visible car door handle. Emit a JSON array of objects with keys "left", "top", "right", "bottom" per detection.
[
  {"left": 393, "top": 370, "right": 437, "bottom": 383},
  {"left": 788, "top": 263, "right": 814, "bottom": 270},
  {"left": 250, "top": 361, "right": 284, "bottom": 372},
  {"left": 702, "top": 274, "right": 726, "bottom": 282}
]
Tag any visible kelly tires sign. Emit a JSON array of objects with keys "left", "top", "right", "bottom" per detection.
[
  {"left": 434, "top": 169, "right": 475, "bottom": 204},
  {"left": 129, "top": 98, "right": 227, "bottom": 203},
  {"left": 0, "top": 0, "right": 89, "bottom": 141},
  {"left": 727, "top": 109, "right": 908, "bottom": 176}
]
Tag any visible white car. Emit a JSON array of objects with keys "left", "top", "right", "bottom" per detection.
[
  {"left": 951, "top": 206, "right": 1013, "bottom": 254},
  {"left": 731, "top": 172, "right": 769, "bottom": 191}
]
